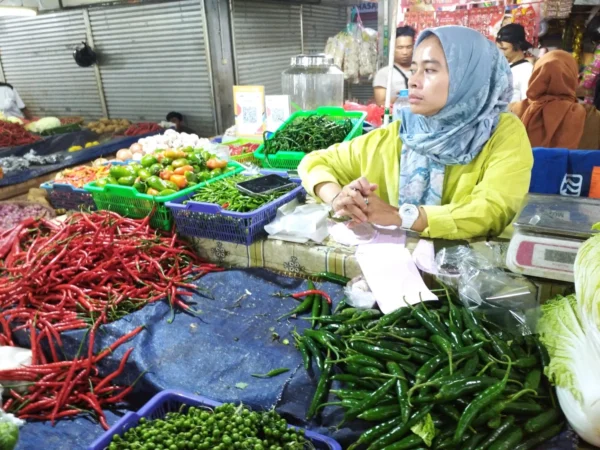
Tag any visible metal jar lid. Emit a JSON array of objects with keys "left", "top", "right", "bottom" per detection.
[{"left": 291, "top": 53, "right": 334, "bottom": 67}]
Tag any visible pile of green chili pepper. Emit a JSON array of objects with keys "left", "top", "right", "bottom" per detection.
[
  {"left": 263, "top": 115, "right": 353, "bottom": 157},
  {"left": 186, "top": 175, "right": 296, "bottom": 213},
  {"left": 292, "top": 286, "right": 565, "bottom": 450}
]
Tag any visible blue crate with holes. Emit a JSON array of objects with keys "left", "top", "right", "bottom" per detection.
[{"left": 88, "top": 389, "right": 341, "bottom": 450}]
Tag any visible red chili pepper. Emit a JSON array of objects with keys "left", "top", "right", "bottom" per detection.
[{"left": 291, "top": 289, "right": 332, "bottom": 304}]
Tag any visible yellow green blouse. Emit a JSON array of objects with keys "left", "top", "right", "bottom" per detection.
[{"left": 298, "top": 113, "right": 533, "bottom": 240}]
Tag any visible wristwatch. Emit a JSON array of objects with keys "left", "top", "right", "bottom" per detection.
[{"left": 399, "top": 204, "right": 419, "bottom": 230}]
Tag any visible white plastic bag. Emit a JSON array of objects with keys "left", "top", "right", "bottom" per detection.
[
  {"left": 0, "top": 346, "right": 32, "bottom": 393},
  {"left": 264, "top": 201, "right": 329, "bottom": 244},
  {"left": 344, "top": 276, "right": 377, "bottom": 309}
]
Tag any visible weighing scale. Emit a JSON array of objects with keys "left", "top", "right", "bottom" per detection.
[{"left": 506, "top": 194, "right": 600, "bottom": 282}]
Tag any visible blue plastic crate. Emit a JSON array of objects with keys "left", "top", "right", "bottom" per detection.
[
  {"left": 40, "top": 181, "right": 96, "bottom": 211},
  {"left": 166, "top": 171, "right": 305, "bottom": 245},
  {"left": 88, "top": 389, "right": 341, "bottom": 450}
]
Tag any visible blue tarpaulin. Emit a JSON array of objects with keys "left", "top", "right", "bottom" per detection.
[
  {"left": 0, "top": 131, "right": 160, "bottom": 187},
  {"left": 12, "top": 269, "right": 578, "bottom": 450}
]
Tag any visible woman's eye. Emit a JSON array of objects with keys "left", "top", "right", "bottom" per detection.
[{"left": 425, "top": 69, "right": 437, "bottom": 74}]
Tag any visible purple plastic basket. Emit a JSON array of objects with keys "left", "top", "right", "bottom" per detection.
[
  {"left": 88, "top": 389, "right": 341, "bottom": 450},
  {"left": 40, "top": 181, "right": 97, "bottom": 211},
  {"left": 165, "top": 171, "right": 305, "bottom": 245}
]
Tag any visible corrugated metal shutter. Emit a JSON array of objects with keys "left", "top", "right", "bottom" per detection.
[
  {"left": 89, "top": 0, "right": 215, "bottom": 135},
  {"left": 348, "top": 83, "right": 374, "bottom": 104},
  {"left": 0, "top": 11, "right": 104, "bottom": 119},
  {"left": 302, "top": 4, "right": 347, "bottom": 53},
  {"left": 232, "top": 0, "right": 302, "bottom": 95}
]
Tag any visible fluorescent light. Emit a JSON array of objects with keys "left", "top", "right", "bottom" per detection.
[{"left": 0, "top": 6, "right": 38, "bottom": 17}]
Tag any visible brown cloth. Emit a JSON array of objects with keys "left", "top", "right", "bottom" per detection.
[{"left": 510, "top": 50, "right": 587, "bottom": 150}]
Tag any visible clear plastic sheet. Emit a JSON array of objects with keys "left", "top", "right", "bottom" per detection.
[{"left": 435, "top": 245, "right": 539, "bottom": 334}]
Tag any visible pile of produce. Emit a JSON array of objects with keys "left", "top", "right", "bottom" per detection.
[
  {"left": 0, "top": 326, "right": 144, "bottom": 428},
  {"left": 0, "top": 201, "right": 54, "bottom": 230},
  {"left": 0, "top": 111, "right": 23, "bottom": 124},
  {"left": 108, "top": 403, "right": 310, "bottom": 450},
  {"left": 137, "top": 129, "right": 210, "bottom": 155},
  {"left": 124, "top": 122, "right": 162, "bottom": 137},
  {"left": 537, "top": 227, "right": 600, "bottom": 446},
  {"left": 96, "top": 147, "right": 233, "bottom": 197},
  {"left": 67, "top": 140, "right": 100, "bottom": 152},
  {"left": 0, "top": 150, "right": 61, "bottom": 175},
  {"left": 0, "top": 121, "right": 41, "bottom": 147},
  {"left": 86, "top": 118, "right": 131, "bottom": 135},
  {"left": 25, "top": 117, "right": 61, "bottom": 134},
  {"left": 263, "top": 115, "right": 353, "bottom": 157},
  {"left": 187, "top": 174, "right": 296, "bottom": 212},
  {"left": 53, "top": 164, "right": 113, "bottom": 188},
  {"left": 0, "top": 211, "right": 222, "bottom": 354},
  {"left": 288, "top": 285, "right": 565, "bottom": 450},
  {"left": 228, "top": 142, "right": 260, "bottom": 156}
]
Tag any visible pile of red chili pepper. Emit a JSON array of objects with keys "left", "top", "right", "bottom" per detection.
[
  {"left": 0, "top": 211, "right": 222, "bottom": 425},
  {"left": 123, "top": 122, "right": 162, "bottom": 136},
  {"left": 227, "top": 142, "right": 260, "bottom": 156},
  {"left": 0, "top": 121, "right": 41, "bottom": 147},
  {"left": 0, "top": 325, "right": 144, "bottom": 428}
]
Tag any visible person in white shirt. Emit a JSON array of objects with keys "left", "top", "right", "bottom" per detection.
[
  {"left": 0, "top": 82, "right": 30, "bottom": 119},
  {"left": 373, "top": 26, "right": 416, "bottom": 107},
  {"left": 496, "top": 24, "right": 534, "bottom": 103}
]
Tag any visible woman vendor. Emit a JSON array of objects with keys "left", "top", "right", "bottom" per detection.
[{"left": 299, "top": 26, "right": 533, "bottom": 240}]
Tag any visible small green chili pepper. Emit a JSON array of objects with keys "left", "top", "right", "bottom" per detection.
[{"left": 251, "top": 367, "right": 289, "bottom": 378}]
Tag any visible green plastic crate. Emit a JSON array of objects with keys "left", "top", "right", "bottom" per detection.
[
  {"left": 254, "top": 107, "right": 366, "bottom": 170},
  {"left": 84, "top": 161, "right": 244, "bottom": 231},
  {"left": 225, "top": 137, "right": 263, "bottom": 165}
]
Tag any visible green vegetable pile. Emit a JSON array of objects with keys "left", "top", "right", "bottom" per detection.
[
  {"left": 292, "top": 286, "right": 565, "bottom": 450},
  {"left": 187, "top": 175, "right": 296, "bottom": 212},
  {"left": 96, "top": 147, "right": 234, "bottom": 198},
  {"left": 263, "top": 115, "right": 353, "bottom": 157},
  {"left": 0, "top": 422, "right": 19, "bottom": 450},
  {"left": 108, "top": 403, "right": 312, "bottom": 450}
]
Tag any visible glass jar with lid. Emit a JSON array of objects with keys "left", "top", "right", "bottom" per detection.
[{"left": 282, "top": 53, "right": 344, "bottom": 111}]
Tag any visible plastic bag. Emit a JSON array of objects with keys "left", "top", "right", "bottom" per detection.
[
  {"left": 0, "top": 346, "right": 32, "bottom": 392},
  {"left": 344, "top": 276, "right": 377, "bottom": 309},
  {"left": 264, "top": 201, "right": 329, "bottom": 244},
  {"left": 359, "top": 27, "right": 378, "bottom": 80},
  {"left": 435, "top": 246, "right": 539, "bottom": 335}
]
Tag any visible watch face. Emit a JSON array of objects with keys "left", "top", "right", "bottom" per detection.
[{"left": 401, "top": 204, "right": 418, "bottom": 220}]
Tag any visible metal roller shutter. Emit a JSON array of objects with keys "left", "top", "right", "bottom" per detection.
[
  {"left": 302, "top": 4, "right": 347, "bottom": 53},
  {"left": 89, "top": 0, "right": 216, "bottom": 135},
  {"left": 232, "top": 0, "right": 302, "bottom": 95},
  {"left": 0, "top": 11, "right": 104, "bottom": 119}
]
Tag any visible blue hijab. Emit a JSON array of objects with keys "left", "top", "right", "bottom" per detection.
[{"left": 399, "top": 26, "right": 512, "bottom": 206}]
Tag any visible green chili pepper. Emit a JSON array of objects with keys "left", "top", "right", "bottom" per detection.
[
  {"left": 461, "top": 308, "right": 489, "bottom": 343},
  {"left": 311, "top": 294, "right": 322, "bottom": 329},
  {"left": 306, "top": 359, "right": 332, "bottom": 420},
  {"left": 302, "top": 336, "right": 324, "bottom": 371},
  {"left": 412, "top": 309, "right": 451, "bottom": 341},
  {"left": 513, "top": 423, "right": 564, "bottom": 450},
  {"left": 358, "top": 404, "right": 400, "bottom": 422},
  {"left": 313, "top": 272, "right": 351, "bottom": 285},
  {"left": 453, "top": 359, "right": 512, "bottom": 443},
  {"left": 343, "top": 378, "right": 396, "bottom": 423},
  {"left": 347, "top": 416, "right": 405, "bottom": 450},
  {"left": 349, "top": 341, "right": 410, "bottom": 362},
  {"left": 251, "top": 367, "right": 289, "bottom": 378},
  {"left": 330, "top": 374, "right": 379, "bottom": 390},
  {"left": 524, "top": 369, "right": 541, "bottom": 392},
  {"left": 488, "top": 428, "right": 524, "bottom": 450},
  {"left": 296, "top": 339, "right": 311, "bottom": 370},
  {"left": 387, "top": 362, "right": 411, "bottom": 424},
  {"left": 277, "top": 293, "right": 314, "bottom": 321},
  {"left": 474, "top": 416, "right": 515, "bottom": 450},
  {"left": 368, "top": 405, "right": 434, "bottom": 450},
  {"left": 463, "top": 433, "right": 486, "bottom": 450},
  {"left": 524, "top": 409, "right": 561, "bottom": 434},
  {"left": 435, "top": 376, "right": 500, "bottom": 402}
]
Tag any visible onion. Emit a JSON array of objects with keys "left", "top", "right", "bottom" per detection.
[
  {"left": 116, "top": 149, "right": 133, "bottom": 161},
  {"left": 129, "top": 143, "right": 143, "bottom": 153},
  {"left": 92, "top": 158, "right": 108, "bottom": 167},
  {"left": 132, "top": 153, "right": 143, "bottom": 161}
]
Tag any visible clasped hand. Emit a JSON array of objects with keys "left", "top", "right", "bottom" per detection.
[{"left": 331, "top": 177, "right": 400, "bottom": 227}]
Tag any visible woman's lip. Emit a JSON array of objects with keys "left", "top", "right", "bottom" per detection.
[{"left": 409, "top": 95, "right": 423, "bottom": 103}]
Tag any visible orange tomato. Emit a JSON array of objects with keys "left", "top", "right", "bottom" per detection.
[
  {"left": 155, "top": 153, "right": 165, "bottom": 162},
  {"left": 164, "top": 148, "right": 186, "bottom": 160},
  {"left": 170, "top": 174, "right": 188, "bottom": 189},
  {"left": 147, "top": 188, "right": 160, "bottom": 196},
  {"left": 160, "top": 170, "right": 174, "bottom": 180},
  {"left": 174, "top": 165, "right": 194, "bottom": 175},
  {"left": 206, "top": 158, "right": 227, "bottom": 170}
]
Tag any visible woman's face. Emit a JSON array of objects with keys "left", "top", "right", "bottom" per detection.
[{"left": 408, "top": 36, "right": 449, "bottom": 116}]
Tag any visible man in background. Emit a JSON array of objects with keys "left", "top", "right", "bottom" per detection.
[
  {"left": 166, "top": 111, "right": 196, "bottom": 134},
  {"left": 372, "top": 26, "right": 416, "bottom": 107}
]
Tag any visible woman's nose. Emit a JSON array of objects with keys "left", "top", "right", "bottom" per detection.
[{"left": 409, "top": 72, "right": 421, "bottom": 89}]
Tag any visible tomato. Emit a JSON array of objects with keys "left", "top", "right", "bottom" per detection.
[
  {"left": 174, "top": 165, "right": 194, "bottom": 175},
  {"left": 147, "top": 188, "right": 160, "bottom": 196},
  {"left": 164, "top": 149, "right": 186, "bottom": 159},
  {"left": 206, "top": 158, "right": 227, "bottom": 170},
  {"left": 160, "top": 170, "right": 174, "bottom": 180},
  {"left": 169, "top": 174, "right": 188, "bottom": 189}
]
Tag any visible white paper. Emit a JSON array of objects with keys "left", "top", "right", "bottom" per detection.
[
  {"left": 264, "top": 202, "right": 330, "bottom": 244},
  {"left": 356, "top": 244, "right": 438, "bottom": 314},
  {"left": 328, "top": 222, "right": 406, "bottom": 246}
]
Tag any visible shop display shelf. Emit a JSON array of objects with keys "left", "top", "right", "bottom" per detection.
[
  {"left": 166, "top": 170, "right": 304, "bottom": 245},
  {"left": 88, "top": 389, "right": 341, "bottom": 450},
  {"left": 254, "top": 107, "right": 366, "bottom": 171},
  {"left": 84, "top": 161, "right": 244, "bottom": 231}
]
